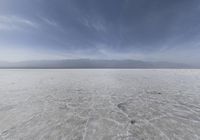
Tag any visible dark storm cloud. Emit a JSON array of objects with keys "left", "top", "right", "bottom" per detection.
[{"left": 0, "top": 0, "right": 200, "bottom": 63}]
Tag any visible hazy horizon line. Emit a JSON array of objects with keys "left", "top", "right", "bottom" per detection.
[{"left": 1, "top": 59, "right": 199, "bottom": 69}]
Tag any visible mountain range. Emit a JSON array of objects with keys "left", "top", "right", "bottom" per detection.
[{"left": 0, "top": 59, "right": 197, "bottom": 69}]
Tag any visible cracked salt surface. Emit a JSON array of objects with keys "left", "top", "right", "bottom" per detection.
[{"left": 0, "top": 69, "right": 200, "bottom": 140}]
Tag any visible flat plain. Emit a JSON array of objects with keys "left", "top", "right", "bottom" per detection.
[{"left": 0, "top": 69, "right": 200, "bottom": 140}]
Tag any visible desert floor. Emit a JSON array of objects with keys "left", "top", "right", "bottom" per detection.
[{"left": 0, "top": 69, "right": 200, "bottom": 140}]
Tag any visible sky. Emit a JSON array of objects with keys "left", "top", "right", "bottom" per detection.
[{"left": 0, "top": 0, "right": 200, "bottom": 65}]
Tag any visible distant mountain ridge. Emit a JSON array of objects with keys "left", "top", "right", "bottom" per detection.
[{"left": 0, "top": 59, "right": 196, "bottom": 69}]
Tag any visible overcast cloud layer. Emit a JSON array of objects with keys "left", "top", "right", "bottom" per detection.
[{"left": 0, "top": 0, "right": 200, "bottom": 65}]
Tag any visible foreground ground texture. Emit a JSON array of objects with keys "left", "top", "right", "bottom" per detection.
[{"left": 0, "top": 69, "right": 200, "bottom": 140}]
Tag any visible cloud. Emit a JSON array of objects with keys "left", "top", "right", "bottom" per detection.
[
  {"left": 0, "top": 46, "right": 67, "bottom": 62},
  {"left": 39, "top": 16, "right": 58, "bottom": 27},
  {"left": 81, "top": 16, "right": 107, "bottom": 32},
  {"left": 0, "top": 15, "right": 38, "bottom": 31}
]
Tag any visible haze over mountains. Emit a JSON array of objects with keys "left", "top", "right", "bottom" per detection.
[{"left": 0, "top": 59, "right": 194, "bottom": 69}]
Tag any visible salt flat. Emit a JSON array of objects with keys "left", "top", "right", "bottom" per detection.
[{"left": 0, "top": 69, "right": 200, "bottom": 140}]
